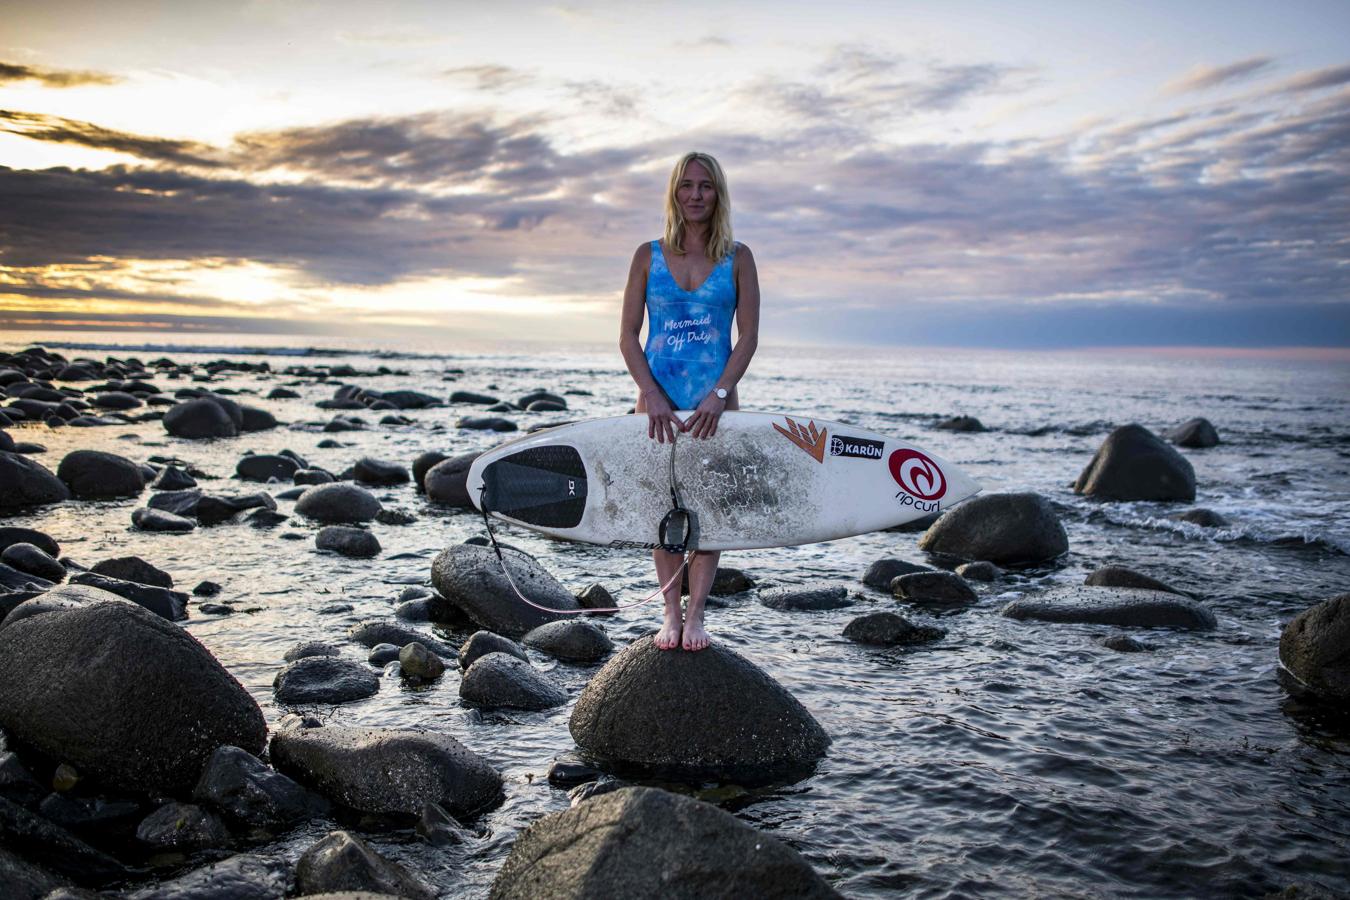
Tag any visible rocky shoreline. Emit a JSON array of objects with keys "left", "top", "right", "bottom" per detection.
[{"left": 0, "top": 344, "right": 1346, "bottom": 898}]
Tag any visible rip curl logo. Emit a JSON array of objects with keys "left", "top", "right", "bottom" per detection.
[
  {"left": 888, "top": 449, "right": 947, "bottom": 501},
  {"left": 773, "top": 416, "right": 827, "bottom": 463}
]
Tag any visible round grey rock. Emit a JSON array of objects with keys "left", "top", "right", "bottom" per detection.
[
  {"left": 1001, "top": 586, "right": 1217, "bottom": 630},
  {"left": 163, "top": 398, "right": 239, "bottom": 439},
  {"left": 1084, "top": 565, "right": 1185, "bottom": 596},
  {"left": 353, "top": 457, "right": 410, "bottom": 486},
  {"left": 956, "top": 561, "right": 1002, "bottom": 582},
  {"left": 460, "top": 653, "right": 566, "bottom": 710},
  {"left": 758, "top": 586, "right": 852, "bottom": 611},
  {"left": 459, "top": 631, "right": 528, "bottom": 671},
  {"left": 892, "top": 571, "right": 978, "bottom": 608},
  {"left": 0, "top": 544, "right": 64, "bottom": 583},
  {"left": 132, "top": 507, "right": 195, "bottom": 532},
  {"left": 136, "top": 802, "right": 229, "bottom": 851},
  {"left": 347, "top": 621, "right": 457, "bottom": 659},
  {"left": 570, "top": 635, "right": 830, "bottom": 784},
  {"left": 57, "top": 450, "right": 145, "bottom": 499},
  {"left": 919, "top": 492, "right": 1068, "bottom": 565},
  {"left": 521, "top": 620, "right": 614, "bottom": 663},
  {"left": 296, "top": 483, "right": 382, "bottom": 524},
  {"left": 843, "top": 612, "right": 945, "bottom": 646},
  {"left": 274, "top": 656, "right": 380, "bottom": 705},
  {"left": 490, "top": 786, "right": 840, "bottom": 900},
  {"left": 316, "top": 526, "right": 381, "bottom": 559},
  {"left": 1074, "top": 423, "right": 1196, "bottom": 502},
  {"left": 368, "top": 644, "right": 401, "bottom": 666},
  {"left": 0, "top": 453, "right": 69, "bottom": 509},
  {"left": 432, "top": 543, "right": 580, "bottom": 636},
  {"left": 269, "top": 725, "right": 503, "bottom": 819},
  {"left": 90, "top": 555, "right": 172, "bottom": 588},
  {"left": 1279, "top": 593, "right": 1350, "bottom": 703},
  {"left": 1168, "top": 417, "right": 1220, "bottom": 448},
  {"left": 285, "top": 641, "right": 341, "bottom": 662},
  {"left": 412, "top": 451, "right": 450, "bottom": 493},
  {"left": 399, "top": 642, "right": 445, "bottom": 680},
  {"left": 862, "top": 558, "right": 931, "bottom": 590},
  {"left": 424, "top": 453, "right": 482, "bottom": 507},
  {"left": 236, "top": 454, "right": 299, "bottom": 481}
]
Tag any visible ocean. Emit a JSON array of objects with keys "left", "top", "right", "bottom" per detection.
[{"left": 2, "top": 330, "right": 1348, "bottom": 898}]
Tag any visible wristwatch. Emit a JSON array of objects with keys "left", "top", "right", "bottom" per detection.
[{"left": 715, "top": 388, "right": 728, "bottom": 400}]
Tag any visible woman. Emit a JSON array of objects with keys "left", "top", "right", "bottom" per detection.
[{"left": 619, "top": 151, "right": 761, "bottom": 652}]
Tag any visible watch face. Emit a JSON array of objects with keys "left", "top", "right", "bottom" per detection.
[{"left": 716, "top": 388, "right": 728, "bottom": 399}]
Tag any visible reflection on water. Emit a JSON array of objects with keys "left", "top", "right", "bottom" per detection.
[{"left": 3, "top": 334, "right": 1349, "bottom": 898}]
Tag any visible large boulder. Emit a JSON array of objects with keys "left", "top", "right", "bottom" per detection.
[
  {"left": 1278, "top": 594, "right": 1350, "bottom": 704},
  {"left": 0, "top": 593, "right": 266, "bottom": 793},
  {"left": 56, "top": 450, "right": 146, "bottom": 499},
  {"left": 570, "top": 635, "right": 829, "bottom": 784},
  {"left": 1074, "top": 424, "right": 1196, "bottom": 502},
  {"left": 269, "top": 725, "right": 503, "bottom": 820},
  {"left": 1167, "top": 417, "right": 1220, "bottom": 448},
  {"left": 0, "top": 453, "right": 70, "bottom": 509},
  {"left": 163, "top": 398, "right": 239, "bottom": 439},
  {"left": 296, "top": 483, "right": 382, "bottom": 524},
  {"left": 918, "top": 492, "right": 1068, "bottom": 565},
  {"left": 490, "top": 786, "right": 840, "bottom": 900},
  {"left": 1001, "top": 586, "right": 1216, "bottom": 630},
  {"left": 424, "top": 452, "right": 481, "bottom": 507},
  {"left": 432, "top": 543, "right": 580, "bottom": 636}
]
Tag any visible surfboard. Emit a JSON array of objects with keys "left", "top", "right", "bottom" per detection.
[{"left": 467, "top": 411, "right": 980, "bottom": 552}]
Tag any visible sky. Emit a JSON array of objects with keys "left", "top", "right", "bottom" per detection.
[{"left": 1, "top": 0, "right": 1348, "bottom": 350}]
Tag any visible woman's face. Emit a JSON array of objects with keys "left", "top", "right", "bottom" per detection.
[{"left": 675, "top": 159, "right": 717, "bottom": 225}]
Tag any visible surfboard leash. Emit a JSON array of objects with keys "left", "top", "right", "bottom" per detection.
[{"left": 477, "top": 435, "right": 695, "bottom": 614}]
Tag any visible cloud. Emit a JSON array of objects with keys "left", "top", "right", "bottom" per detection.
[
  {"left": 441, "top": 64, "right": 534, "bottom": 92},
  {"left": 0, "top": 60, "right": 120, "bottom": 88},
  {"left": 1164, "top": 57, "right": 1274, "bottom": 94},
  {"left": 1273, "top": 63, "right": 1350, "bottom": 94},
  {"left": 0, "top": 109, "right": 221, "bottom": 167}
]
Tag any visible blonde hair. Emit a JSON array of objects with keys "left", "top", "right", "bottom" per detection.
[{"left": 663, "top": 152, "right": 735, "bottom": 261}]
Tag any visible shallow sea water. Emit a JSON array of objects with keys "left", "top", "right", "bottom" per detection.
[{"left": 3, "top": 335, "right": 1349, "bottom": 898}]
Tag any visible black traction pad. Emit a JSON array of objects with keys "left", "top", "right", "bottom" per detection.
[{"left": 481, "top": 444, "right": 587, "bottom": 528}]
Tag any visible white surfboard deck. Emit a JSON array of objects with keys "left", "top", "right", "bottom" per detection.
[{"left": 467, "top": 411, "right": 980, "bottom": 552}]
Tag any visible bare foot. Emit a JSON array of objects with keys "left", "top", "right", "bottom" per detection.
[
  {"left": 655, "top": 611, "right": 682, "bottom": 650},
  {"left": 681, "top": 616, "right": 710, "bottom": 652}
]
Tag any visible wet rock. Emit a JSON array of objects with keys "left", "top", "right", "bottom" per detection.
[
  {"left": 0, "top": 844, "right": 73, "bottom": 898},
  {"left": 235, "top": 453, "right": 299, "bottom": 481},
  {"left": 918, "top": 492, "right": 1069, "bottom": 565},
  {"left": 353, "top": 457, "right": 409, "bottom": 486},
  {"left": 274, "top": 656, "right": 380, "bottom": 705},
  {"left": 378, "top": 389, "right": 442, "bottom": 410},
  {"left": 348, "top": 621, "right": 457, "bottom": 659},
  {"left": 1001, "top": 586, "right": 1217, "bottom": 630},
  {"left": 461, "top": 653, "right": 567, "bottom": 710},
  {"left": 136, "top": 801, "right": 229, "bottom": 852},
  {"left": 522, "top": 620, "right": 614, "bottom": 663},
  {"left": 316, "top": 526, "right": 381, "bottom": 559},
  {"left": 1169, "top": 508, "right": 1230, "bottom": 528},
  {"left": 323, "top": 414, "right": 366, "bottom": 432},
  {"left": 145, "top": 488, "right": 203, "bottom": 517},
  {"left": 459, "top": 631, "right": 528, "bottom": 671},
  {"left": 399, "top": 642, "right": 445, "bottom": 680},
  {"left": 432, "top": 543, "right": 580, "bottom": 636},
  {"left": 491, "top": 786, "right": 841, "bottom": 900},
  {"left": 526, "top": 399, "right": 566, "bottom": 412},
  {"left": 518, "top": 390, "right": 567, "bottom": 409},
  {"left": 94, "top": 391, "right": 142, "bottom": 410},
  {"left": 296, "top": 483, "right": 382, "bottom": 524},
  {"left": 1101, "top": 634, "right": 1150, "bottom": 652},
  {"left": 269, "top": 725, "right": 503, "bottom": 819},
  {"left": 570, "top": 636, "right": 830, "bottom": 784},
  {"left": 121, "top": 852, "right": 289, "bottom": 900},
  {"left": 1074, "top": 424, "right": 1196, "bottom": 502},
  {"left": 424, "top": 451, "right": 482, "bottom": 508},
  {"left": 417, "top": 800, "right": 471, "bottom": 846},
  {"left": 0, "top": 796, "right": 128, "bottom": 886},
  {"left": 449, "top": 390, "right": 499, "bottom": 405},
  {"left": 375, "top": 508, "right": 416, "bottom": 526},
  {"left": 1084, "top": 565, "right": 1185, "bottom": 596},
  {"left": 843, "top": 612, "right": 946, "bottom": 646},
  {"left": 680, "top": 565, "right": 756, "bottom": 597},
  {"left": 568, "top": 776, "right": 625, "bottom": 805},
  {"left": 412, "top": 451, "right": 449, "bottom": 493},
  {"left": 38, "top": 793, "right": 143, "bottom": 834},
  {"left": 394, "top": 597, "right": 432, "bottom": 621},
  {"left": 458, "top": 416, "right": 517, "bottom": 432},
  {"left": 1, "top": 544, "right": 65, "bottom": 584},
  {"left": 1278, "top": 593, "right": 1350, "bottom": 703},
  {"left": 1168, "top": 417, "right": 1220, "bottom": 448},
  {"left": 892, "top": 571, "right": 977, "bottom": 609},
  {"left": 295, "top": 830, "right": 435, "bottom": 900},
  {"left": 284, "top": 640, "right": 340, "bottom": 662},
  {"left": 193, "top": 580, "right": 221, "bottom": 596},
  {"left": 0, "top": 453, "right": 70, "bottom": 509},
  {"left": 936, "top": 414, "right": 986, "bottom": 432},
  {"left": 196, "top": 491, "right": 276, "bottom": 526},
  {"left": 267, "top": 387, "right": 300, "bottom": 399},
  {"left": 294, "top": 468, "right": 335, "bottom": 485},
  {"left": 55, "top": 450, "right": 143, "bottom": 499},
  {"left": 246, "top": 508, "right": 288, "bottom": 528},
  {"left": 0, "top": 527, "right": 60, "bottom": 558},
  {"left": 0, "top": 593, "right": 266, "bottom": 793},
  {"left": 862, "top": 557, "right": 931, "bottom": 590},
  {"left": 68, "top": 572, "right": 188, "bottom": 621},
  {"left": 132, "top": 507, "right": 196, "bottom": 533},
  {"left": 547, "top": 752, "right": 602, "bottom": 788},
  {"left": 90, "top": 555, "right": 172, "bottom": 588},
  {"left": 151, "top": 466, "right": 196, "bottom": 490},
  {"left": 191, "top": 745, "right": 328, "bottom": 831},
  {"left": 368, "top": 643, "right": 401, "bottom": 666},
  {"left": 239, "top": 406, "right": 277, "bottom": 432},
  {"left": 758, "top": 586, "right": 852, "bottom": 611},
  {"left": 162, "top": 397, "right": 240, "bottom": 438},
  {"left": 0, "top": 751, "right": 44, "bottom": 805},
  {"left": 0, "top": 564, "right": 53, "bottom": 593},
  {"left": 955, "top": 561, "right": 1002, "bottom": 582},
  {"left": 575, "top": 583, "right": 617, "bottom": 614}
]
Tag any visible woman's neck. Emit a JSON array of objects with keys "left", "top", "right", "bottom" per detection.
[{"left": 681, "top": 223, "right": 711, "bottom": 254}]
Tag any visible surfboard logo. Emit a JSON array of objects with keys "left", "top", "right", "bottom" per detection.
[
  {"left": 773, "top": 416, "right": 827, "bottom": 463},
  {"left": 888, "top": 449, "right": 946, "bottom": 500}
]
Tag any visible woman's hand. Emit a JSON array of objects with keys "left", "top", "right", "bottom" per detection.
[
  {"left": 644, "top": 389, "right": 683, "bottom": 444},
  {"left": 685, "top": 392, "right": 727, "bottom": 439}
]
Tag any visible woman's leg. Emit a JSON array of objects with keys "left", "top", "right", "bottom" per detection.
[
  {"left": 653, "top": 548, "right": 685, "bottom": 650},
  {"left": 682, "top": 550, "right": 717, "bottom": 651}
]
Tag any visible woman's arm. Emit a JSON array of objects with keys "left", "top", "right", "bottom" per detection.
[
  {"left": 686, "top": 244, "right": 761, "bottom": 439},
  {"left": 619, "top": 243, "right": 683, "bottom": 443}
]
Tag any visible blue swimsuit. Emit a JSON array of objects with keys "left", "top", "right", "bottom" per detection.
[{"left": 643, "top": 240, "right": 737, "bottom": 410}]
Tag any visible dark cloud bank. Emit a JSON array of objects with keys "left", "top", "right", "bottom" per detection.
[{"left": 1, "top": 56, "right": 1347, "bottom": 348}]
